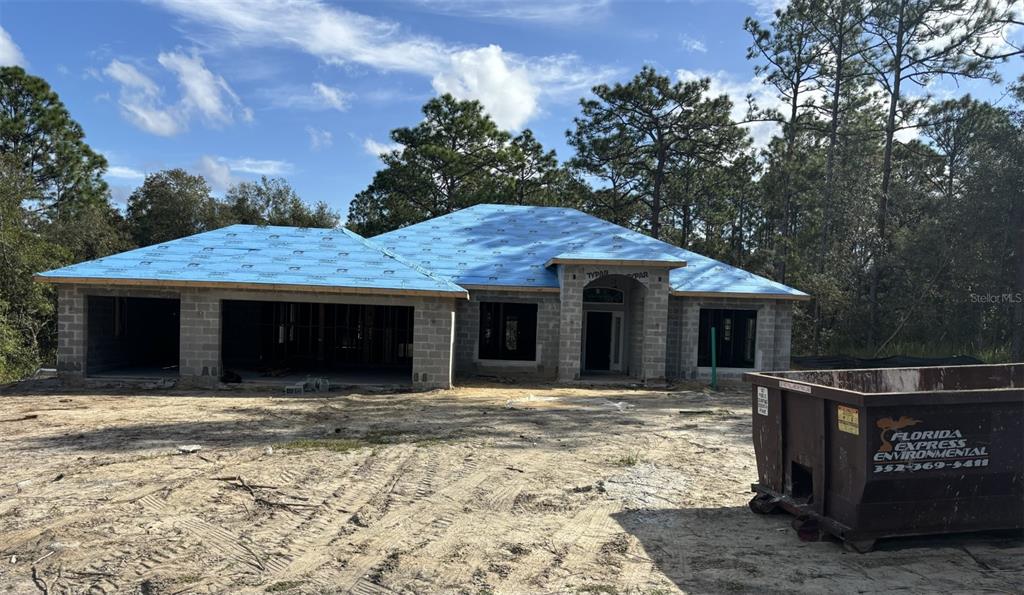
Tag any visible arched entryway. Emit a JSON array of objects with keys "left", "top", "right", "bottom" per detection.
[{"left": 581, "top": 275, "right": 646, "bottom": 377}]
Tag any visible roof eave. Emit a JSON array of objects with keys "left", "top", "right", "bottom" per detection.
[
  {"left": 545, "top": 257, "right": 687, "bottom": 269},
  {"left": 670, "top": 289, "right": 811, "bottom": 301},
  {"left": 34, "top": 275, "right": 470, "bottom": 300}
]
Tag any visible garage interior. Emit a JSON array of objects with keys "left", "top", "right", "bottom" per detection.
[
  {"left": 221, "top": 300, "right": 414, "bottom": 385},
  {"left": 86, "top": 296, "right": 180, "bottom": 377}
]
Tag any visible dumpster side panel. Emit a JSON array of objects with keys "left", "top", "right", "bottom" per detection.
[
  {"left": 751, "top": 384, "right": 784, "bottom": 492},
  {"left": 782, "top": 391, "right": 826, "bottom": 514},
  {"left": 857, "top": 400, "right": 1024, "bottom": 537},
  {"left": 825, "top": 402, "right": 867, "bottom": 529}
]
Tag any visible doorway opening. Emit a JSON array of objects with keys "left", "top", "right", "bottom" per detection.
[
  {"left": 584, "top": 310, "right": 624, "bottom": 372},
  {"left": 585, "top": 311, "right": 612, "bottom": 371}
]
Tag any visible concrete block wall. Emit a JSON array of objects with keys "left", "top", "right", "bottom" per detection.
[
  {"left": 772, "top": 301, "right": 794, "bottom": 370},
  {"left": 627, "top": 285, "right": 645, "bottom": 377},
  {"left": 453, "top": 289, "right": 560, "bottom": 379},
  {"left": 179, "top": 290, "right": 222, "bottom": 387},
  {"left": 53, "top": 283, "right": 460, "bottom": 390},
  {"left": 412, "top": 298, "right": 457, "bottom": 389},
  {"left": 666, "top": 296, "right": 684, "bottom": 379},
  {"left": 557, "top": 266, "right": 585, "bottom": 381},
  {"left": 667, "top": 295, "right": 796, "bottom": 380},
  {"left": 641, "top": 273, "right": 670, "bottom": 383},
  {"left": 56, "top": 285, "right": 86, "bottom": 381},
  {"left": 557, "top": 264, "right": 672, "bottom": 383}
]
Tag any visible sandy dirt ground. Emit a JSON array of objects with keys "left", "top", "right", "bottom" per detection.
[{"left": 0, "top": 380, "right": 1021, "bottom": 594}]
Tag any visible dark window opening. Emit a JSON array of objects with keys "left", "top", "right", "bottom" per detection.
[
  {"left": 221, "top": 301, "right": 413, "bottom": 378},
  {"left": 87, "top": 296, "right": 180, "bottom": 376},
  {"left": 479, "top": 302, "right": 537, "bottom": 361},
  {"left": 698, "top": 308, "right": 757, "bottom": 368},
  {"left": 583, "top": 287, "right": 624, "bottom": 304}
]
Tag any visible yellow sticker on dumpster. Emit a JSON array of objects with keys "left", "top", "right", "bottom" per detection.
[{"left": 837, "top": 406, "right": 859, "bottom": 435}]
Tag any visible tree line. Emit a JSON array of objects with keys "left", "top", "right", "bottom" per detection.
[
  {"left": 0, "top": 66, "right": 339, "bottom": 381},
  {"left": 349, "top": 0, "right": 1023, "bottom": 364},
  {"left": 0, "top": 0, "right": 1021, "bottom": 382}
]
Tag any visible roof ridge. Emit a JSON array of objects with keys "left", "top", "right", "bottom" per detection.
[{"left": 339, "top": 227, "right": 466, "bottom": 294}]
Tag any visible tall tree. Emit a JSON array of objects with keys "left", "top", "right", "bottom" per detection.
[
  {"left": 498, "top": 130, "right": 579, "bottom": 207},
  {"left": 0, "top": 155, "right": 65, "bottom": 381},
  {"left": 348, "top": 94, "right": 568, "bottom": 236},
  {"left": 222, "top": 177, "right": 339, "bottom": 228},
  {"left": 860, "top": 0, "right": 1007, "bottom": 345},
  {"left": 347, "top": 94, "right": 510, "bottom": 235},
  {"left": 126, "top": 169, "right": 220, "bottom": 246},
  {"left": 0, "top": 66, "right": 109, "bottom": 218},
  {"left": 1012, "top": 78, "right": 1024, "bottom": 362},
  {"left": 746, "top": 0, "right": 825, "bottom": 282},
  {"left": 806, "top": 0, "right": 876, "bottom": 351},
  {"left": 568, "top": 66, "right": 748, "bottom": 240}
]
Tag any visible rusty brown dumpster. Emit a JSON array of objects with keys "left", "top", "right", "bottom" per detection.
[{"left": 743, "top": 363, "right": 1023, "bottom": 552}]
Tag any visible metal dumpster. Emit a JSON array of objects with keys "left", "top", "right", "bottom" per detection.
[{"left": 743, "top": 363, "right": 1023, "bottom": 552}]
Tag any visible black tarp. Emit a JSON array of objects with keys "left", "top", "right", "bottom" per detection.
[{"left": 791, "top": 354, "right": 983, "bottom": 370}]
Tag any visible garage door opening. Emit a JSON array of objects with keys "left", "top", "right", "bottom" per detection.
[
  {"left": 86, "top": 296, "right": 180, "bottom": 377},
  {"left": 221, "top": 300, "right": 413, "bottom": 385}
]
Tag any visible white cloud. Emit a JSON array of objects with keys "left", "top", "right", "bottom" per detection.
[
  {"left": 676, "top": 68, "right": 783, "bottom": 149},
  {"left": 362, "top": 138, "right": 403, "bottom": 158},
  {"left": 153, "top": 0, "right": 616, "bottom": 129},
  {"left": 0, "top": 26, "right": 25, "bottom": 67},
  {"left": 432, "top": 45, "right": 537, "bottom": 130},
  {"left": 312, "top": 82, "right": 349, "bottom": 111},
  {"left": 409, "top": 0, "right": 610, "bottom": 23},
  {"left": 268, "top": 82, "right": 352, "bottom": 111},
  {"left": 104, "top": 59, "right": 184, "bottom": 136},
  {"left": 157, "top": 50, "right": 248, "bottom": 126},
  {"left": 109, "top": 185, "right": 133, "bottom": 206},
  {"left": 106, "top": 165, "right": 146, "bottom": 181},
  {"left": 196, "top": 155, "right": 293, "bottom": 191},
  {"left": 104, "top": 59, "right": 160, "bottom": 96},
  {"left": 197, "top": 155, "right": 235, "bottom": 191},
  {"left": 104, "top": 51, "right": 249, "bottom": 136},
  {"left": 516, "top": 53, "right": 616, "bottom": 99},
  {"left": 679, "top": 35, "right": 707, "bottom": 53},
  {"left": 224, "top": 157, "right": 292, "bottom": 175},
  {"left": 744, "top": 0, "right": 788, "bottom": 16},
  {"left": 306, "top": 126, "right": 333, "bottom": 150}
]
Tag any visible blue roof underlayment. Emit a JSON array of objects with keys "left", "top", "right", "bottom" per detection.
[
  {"left": 39, "top": 205, "right": 806, "bottom": 300},
  {"left": 376, "top": 204, "right": 808, "bottom": 298},
  {"left": 38, "top": 224, "right": 467, "bottom": 296}
]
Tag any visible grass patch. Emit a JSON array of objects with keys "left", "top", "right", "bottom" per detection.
[
  {"left": 279, "top": 431, "right": 455, "bottom": 452},
  {"left": 362, "top": 429, "right": 409, "bottom": 444},
  {"left": 612, "top": 450, "right": 644, "bottom": 467},
  {"left": 278, "top": 438, "right": 368, "bottom": 453},
  {"left": 265, "top": 580, "right": 305, "bottom": 592},
  {"left": 828, "top": 340, "right": 1009, "bottom": 363},
  {"left": 577, "top": 584, "right": 619, "bottom": 595}
]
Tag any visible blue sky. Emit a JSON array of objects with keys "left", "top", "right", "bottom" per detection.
[{"left": 1, "top": 0, "right": 1021, "bottom": 218}]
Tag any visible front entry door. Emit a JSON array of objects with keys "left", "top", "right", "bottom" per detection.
[{"left": 585, "top": 311, "right": 612, "bottom": 371}]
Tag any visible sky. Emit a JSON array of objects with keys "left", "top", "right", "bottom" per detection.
[{"left": 1, "top": 0, "right": 1021, "bottom": 218}]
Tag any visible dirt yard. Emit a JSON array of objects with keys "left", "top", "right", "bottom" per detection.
[{"left": 0, "top": 381, "right": 1020, "bottom": 594}]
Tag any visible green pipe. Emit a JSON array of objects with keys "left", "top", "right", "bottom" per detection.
[{"left": 710, "top": 325, "right": 718, "bottom": 390}]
